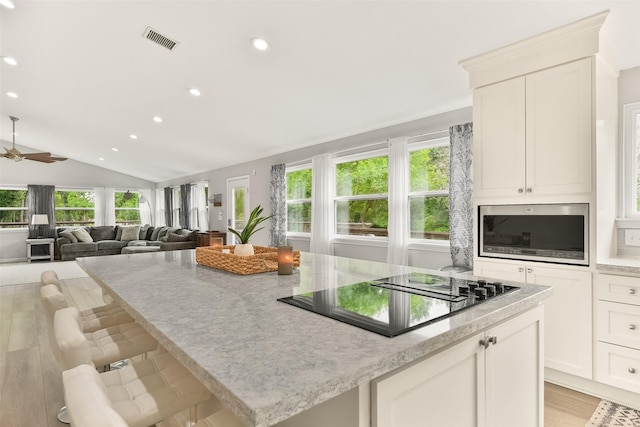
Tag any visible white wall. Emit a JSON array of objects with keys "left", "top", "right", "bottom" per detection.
[
  {"left": 0, "top": 148, "right": 154, "bottom": 262},
  {"left": 157, "top": 107, "right": 472, "bottom": 270}
]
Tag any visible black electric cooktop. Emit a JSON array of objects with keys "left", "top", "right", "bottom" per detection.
[{"left": 277, "top": 272, "right": 519, "bottom": 337}]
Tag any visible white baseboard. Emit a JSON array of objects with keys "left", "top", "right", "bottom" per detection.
[{"left": 545, "top": 368, "right": 640, "bottom": 410}]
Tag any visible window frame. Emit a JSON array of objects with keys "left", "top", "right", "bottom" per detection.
[
  {"left": 114, "top": 190, "right": 141, "bottom": 226},
  {"left": 285, "top": 163, "right": 313, "bottom": 236},
  {"left": 407, "top": 136, "right": 451, "bottom": 243},
  {"left": 623, "top": 101, "right": 640, "bottom": 218},
  {"left": 55, "top": 188, "right": 96, "bottom": 227},
  {"left": 0, "top": 187, "right": 28, "bottom": 229},
  {"left": 333, "top": 148, "right": 389, "bottom": 240}
]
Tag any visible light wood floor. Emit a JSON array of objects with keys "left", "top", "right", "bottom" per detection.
[{"left": 0, "top": 277, "right": 602, "bottom": 426}]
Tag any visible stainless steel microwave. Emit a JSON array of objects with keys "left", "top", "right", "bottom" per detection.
[{"left": 479, "top": 203, "right": 589, "bottom": 266}]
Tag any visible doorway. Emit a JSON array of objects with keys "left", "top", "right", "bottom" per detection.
[{"left": 226, "top": 175, "right": 250, "bottom": 245}]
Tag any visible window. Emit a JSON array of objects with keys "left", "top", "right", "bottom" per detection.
[
  {"left": 115, "top": 191, "right": 141, "bottom": 225},
  {"left": 0, "top": 188, "right": 28, "bottom": 228},
  {"left": 55, "top": 190, "right": 95, "bottom": 226},
  {"left": 286, "top": 166, "right": 312, "bottom": 233},
  {"left": 624, "top": 102, "right": 640, "bottom": 217},
  {"left": 409, "top": 138, "right": 450, "bottom": 240},
  {"left": 335, "top": 153, "right": 388, "bottom": 237}
]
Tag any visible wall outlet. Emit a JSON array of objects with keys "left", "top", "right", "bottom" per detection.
[{"left": 624, "top": 229, "right": 640, "bottom": 247}]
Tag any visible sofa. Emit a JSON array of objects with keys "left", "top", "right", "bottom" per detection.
[{"left": 55, "top": 225, "right": 198, "bottom": 261}]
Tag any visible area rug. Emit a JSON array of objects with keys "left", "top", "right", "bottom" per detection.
[
  {"left": 0, "top": 261, "right": 88, "bottom": 286},
  {"left": 587, "top": 399, "right": 640, "bottom": 426}
]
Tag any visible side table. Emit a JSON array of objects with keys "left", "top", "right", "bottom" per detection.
[{"left": 26, "top": 238, "right": 55, "bottom": 262}]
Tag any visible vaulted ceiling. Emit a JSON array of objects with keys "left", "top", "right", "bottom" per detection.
[{"left": 1, "top": 1, "right": 639, "bottom": 183}]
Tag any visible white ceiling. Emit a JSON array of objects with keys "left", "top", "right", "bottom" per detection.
[{"left": 1, "top": 1, "right": 639, "bottom": 183}]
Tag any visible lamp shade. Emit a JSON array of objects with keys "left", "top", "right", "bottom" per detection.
[{"left": 31, "top": 214, "right": 49, "bottom": 225}]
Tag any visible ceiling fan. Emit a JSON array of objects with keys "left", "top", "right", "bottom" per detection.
[{"left": 1, "top": 116, "right": 67, "bottom": 163}]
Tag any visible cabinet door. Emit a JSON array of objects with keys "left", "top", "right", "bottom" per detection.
[
  {"left": 473, "top": 77, "right": 526, "bottom": 199},
  {"left": 486, "top": 306, "right": 544, "bottom": 427},
  {"left": 474, "top": 259, "right": 526, "bottom": 283},
  {"left": 525, "top": 58, "right": 592, "bottom": 196},
  {"left": 527, "top": 266, "right": 592, "bottom": 378},
  {"left": 372, "top": 333, "right": 485, "bottom": 427}
]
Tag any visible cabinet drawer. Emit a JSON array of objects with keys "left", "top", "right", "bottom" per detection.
[
  {"left": 596, "top": 342, "right": 640, "bottom": 394},
  {"left": 597, "top": 274, "right": 640, "bottom": 305},
  {"left": 596, "top": 301, "right": 640, "bottom": 349}
]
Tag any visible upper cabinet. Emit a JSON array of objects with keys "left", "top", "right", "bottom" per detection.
[{"left": 473, "top": 58, "right": 593, "bottom": 200}]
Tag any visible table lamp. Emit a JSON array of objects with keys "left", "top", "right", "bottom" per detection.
[{"left": 31, "top": 214, "right": 49, "bottom": 238}]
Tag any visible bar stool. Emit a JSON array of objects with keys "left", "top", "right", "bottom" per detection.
[
  {"left": 60, "top": 347, "right": 212, "bottom": 426},
  {"left": 42, "top": 303, "right": 156, "bottom": 424},
  {"left": 41, "top": 269, "right": 61, "bottom": 287},
  {"left": 54, "top": 306, "right": 158, "bottom": 371},
  {"left": 40, "top": 271, "right": 131, "bottom": 331},
  {"left": 63, "top": 362, "right": 243, "bottom": 427},
  {"left": 40, "top": 284, "right": 133, "bottom": 333}
]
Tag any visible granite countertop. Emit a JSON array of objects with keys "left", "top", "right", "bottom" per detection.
[
  {"left": 597, "top": 257, "right": 640, "bottom": 275},
  {"left": 77, "top": 250, "right": 551, "bottom": 427}
]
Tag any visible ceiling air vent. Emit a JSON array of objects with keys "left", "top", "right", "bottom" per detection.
[{"left": 142, "top": 26, "right": 179, "bottom": 51}]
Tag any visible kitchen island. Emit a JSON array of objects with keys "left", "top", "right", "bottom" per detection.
[{"left": 77, "top": 250, "right": 551, "bottom": 427}]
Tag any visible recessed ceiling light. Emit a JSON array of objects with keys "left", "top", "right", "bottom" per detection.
[
  {"left": 0, "top": 0, "right": 15, "bottom": 9},
  {"left": 152, "top": 116, "right": 163, "bottom": 123},
  {"left": 112, "top": 148, "right": 119, "bottom": 152},
  {"left": 189, "top": 88, "right": 201, "bottom": 97},
  {"left": 6, "top": 91, "right": 17, "bottom": 98},
  {"left": 99, "top": 157, "right": 105, "bottom": 161},
  {"left": 129, "top": 134, "right": 138, "bottom": 140},
  {"left": 2, "top": 56, "right": 17, "bottom": 66},
  {"left": 251, "top": 37, "right": 269, "bottom": 51}
]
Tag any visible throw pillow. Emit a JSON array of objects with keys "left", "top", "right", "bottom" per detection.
[
  {"left": 120, "top": 225, "right": 141, "bottom": 241},
  {"left": 59, "top": 230, "right": 78, "bottom": 243},
  {"left": 167, "top": 233, "right": 189, "bottom": 242},
  {"left": 72, "top": 228, "right": 93, "bottom": 243}
]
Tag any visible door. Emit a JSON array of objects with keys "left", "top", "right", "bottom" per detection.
[
  {"left": 226, "top": 175, "right": 250, "bottom": 245},
  {"left": 485, "top": 305, "right": 544, "bottom": 427},
  {"left": 527, "top": 266, "right": 592, "bottom": 379},
  {"left": 525, "top": 58, "right": 592, "bottom": 196},
  {"left": 473, "top": 76, "right": 526, "bottom": 199},
  {"left": 372, "top": 332, "right": 485, "bottom": 427}
]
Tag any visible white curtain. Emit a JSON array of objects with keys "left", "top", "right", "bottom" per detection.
[
  {"left": 191, "top": 182, "right": 209, "bottom": 231},
  {"left": 104, "top": 188, "right": 116, "bottom": 226},
  {"left": 138, "top": 188, "right": 153, "bottom": 226},
  {"left": 93, "top": 187, "right": 106, "bottom": 226},
  {"left": 310, "top": 153, "right": 335, "bottom": 255},
  {"left": 387, "top": 137, "right": 409, "bottom": 265},
  {"left": 154, "top": 189, "right": 165, "bottom": 227}
]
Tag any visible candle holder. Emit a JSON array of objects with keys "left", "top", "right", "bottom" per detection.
[
  {"left": 277, "top": 246, "right": 293, "bottom": 275},
  {"left": 210, "top": 237, "right": 223, "bottom": 249}
]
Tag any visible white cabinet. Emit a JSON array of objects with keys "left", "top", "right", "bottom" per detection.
[
  {"left": 473, "top": 58, "right": 592, "bottom": 200},
  {"left": 595, "top": 274, "right": 640, "bottom": 393},
  {"left": 372, "top": 306, "right": 543, "bottom": 427},
  {"left": 474, "top": 259, "right": 592, "bottom": 379}
]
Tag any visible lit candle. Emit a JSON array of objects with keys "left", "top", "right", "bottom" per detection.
[
  {"left": 277, "top": 246, "right": 293, "bottom": 275},
  {"left": 211, "top": 237, "right": 223, "bottom": 249}
]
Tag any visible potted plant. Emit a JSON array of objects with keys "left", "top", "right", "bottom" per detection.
[{"left": 228, "top": 205, "right": 272, "bottom": 256}]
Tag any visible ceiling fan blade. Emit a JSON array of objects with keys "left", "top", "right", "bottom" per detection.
[
  {"left": 47, "top": 156, "right": 68, "bottom": 161},
  {"left": 22, "top": 152, "right": 53, "bottom": 158},
  {"left": 25, "top": 157, "right": 56, "bottom": 164}
]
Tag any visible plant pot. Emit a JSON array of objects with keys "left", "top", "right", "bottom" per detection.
[{"left": 234, "top": 243, "right": 254, "bottom": 256}]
